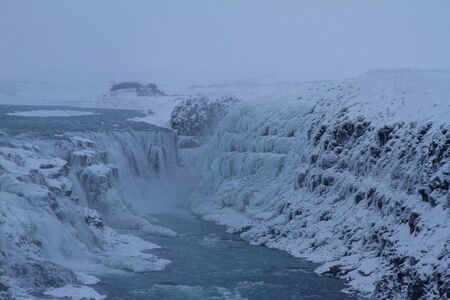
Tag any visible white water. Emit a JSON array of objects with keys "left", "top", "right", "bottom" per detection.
[
  {"left": 0, "top": 126, "right": 183, "bottom": 298},
  {"left": 69, "top": 130, "right": 182, "bottom": 223}
]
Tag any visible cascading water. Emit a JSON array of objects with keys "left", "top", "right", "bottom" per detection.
[
  {"left": 68, "top": 129, "right": 181, "bottom": 228},
  {"left": 0, "top": 125, "right": 184, "bottom": 298}
]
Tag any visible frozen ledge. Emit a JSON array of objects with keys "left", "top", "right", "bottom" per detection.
[{"left": 44, "top": 285, "right": 106, "bottom": 300}]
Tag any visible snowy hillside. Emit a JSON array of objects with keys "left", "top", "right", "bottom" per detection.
[{"left": 190, "top": 70, "right": 450, "bottom": 299}]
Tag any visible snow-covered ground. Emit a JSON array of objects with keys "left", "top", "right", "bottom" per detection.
[
  {"left": 0, "top": 80, "right": 181, "bottom": 128},
  {"left": 189, "top": 69, "right": 450, "bottom": 299},
  {"left": 1, "top": 69, "right": 449, "bottom": 299},
  {"left": 43, "top": 285, "right": 106, "bottom": 300}
]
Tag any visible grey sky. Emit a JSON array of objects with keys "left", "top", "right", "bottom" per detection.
[{"left": 1, "top": 0, "right": 450, "bottom": 84}]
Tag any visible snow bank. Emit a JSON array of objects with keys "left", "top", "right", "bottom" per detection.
[
  {"left": 143, "top": 223, "right": 178, "bottom": 237},
  {"left": 191, "top": 70, "right": 450, "bottom": 299},
  {"left": 6, "top": 109, "right": 100, "bottom": 117},
  {"left": 44, "top": 285, "right": 106, "bottom": 300}
]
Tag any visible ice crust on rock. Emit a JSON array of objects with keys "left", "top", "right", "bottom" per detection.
[
  {"left": 170, "top": 96, "right": 240, "bottom": 151},
  {"left": 190, "top": 70, "right": 450, "bottom": 299}
]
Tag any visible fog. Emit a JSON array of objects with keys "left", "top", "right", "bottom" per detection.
[{"left": 1, "top": 0, "right": 450, "bottom": 84}]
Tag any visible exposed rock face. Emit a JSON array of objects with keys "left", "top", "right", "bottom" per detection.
[
  {"left": 191, "top": 70, "right": 450, "bottom": 299},
  {"left": 170, "top": 96, "right": 239, "bottom": 137}
]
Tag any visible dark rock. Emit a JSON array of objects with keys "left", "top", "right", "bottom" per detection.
[
  {"left": 322, "top": 175, "right": 335, "bottom": 186},
  {"left": 418, "top": 188, "right": 429, "bottom": 202},
  {"left": 377, "top": 126, "right": 394, "bottom": 146},
  {"left": 110, "top": 82, "right": 165, "bottom": 96},
  {"left": 39, "top": 164, "right": 55, "bottom": 169},
  {"left": 322, "top": 265, "right": 343, "bottom": 277},
  {"left": 84, "top": 214, "right": 105, "bottom": 229},
  {"left": 170, "top": 96, "right": 239, "bottom": 136},
  {"left": 309, "top": 154, "right": 319, "bottom": 164},
  {"left": 429, "top": 176, "right": 449, "bottom": 191},
  {"left": 314, "top": 125, "right": 327, "bottom": 144},
  {"left": 0, "top": 282, "right": 8, "bottom": 292},
  {"left": 418, "top": 188, "right": 437, "bottom": 207},
  {"left": 354, "top": 191, "right": 365, "bottom": 204},
  {"left": 409, "top": 279, "right": 427, "bottom": 300},
  {"left": 408, "top": 213, "right": 420, "bottom": 234},
  {"left": 235, "top": 225, "right": 252, "bottom": 235},
  {"left": 295, "top": 172, "right": 307, "bottom": 189},
  {"left": 367, "top": 187, "right": 377, "bottom": 199},
  {"left": 370, "top": 146, "right": 381, "bottom": 158},
  {"left": 391, "top": 256, "right": 406, "bottom": 268},
  {"left": 320, "top": 211, "right": 332, "bottom": 221}
]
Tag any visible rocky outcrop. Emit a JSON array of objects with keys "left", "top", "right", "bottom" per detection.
[{"left": 170, "top": 96, "right": 239, "bottom": 137}]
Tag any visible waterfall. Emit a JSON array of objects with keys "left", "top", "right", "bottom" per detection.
[
  {"left": 0, "top": 127, "right": 181, "bottom": 298},
  {"left": 67, "top": 129, "right": 181, "bottom": 228}
]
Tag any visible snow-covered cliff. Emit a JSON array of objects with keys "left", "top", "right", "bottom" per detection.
[
  {"left": 0, "top": 129, "right": 180, "bottom": 299},
  {"left": 190, "top": 70, "right": 450, "bottom": 299}
]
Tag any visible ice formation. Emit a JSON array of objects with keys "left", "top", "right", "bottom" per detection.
[{"left": 190, "top": 70, "right": 450, "bottom": 299}]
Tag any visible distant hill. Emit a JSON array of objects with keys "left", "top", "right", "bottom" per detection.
[{"left": 110, "top": 82, "right": 165, "bottom": 96}]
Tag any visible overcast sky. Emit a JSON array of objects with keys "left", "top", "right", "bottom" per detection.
[{"left": 1, "top": 0, "right": 450, "bottom": 84}]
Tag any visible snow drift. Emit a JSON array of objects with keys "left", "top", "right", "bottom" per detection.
[{"left": 190, "top": 70, "right": 450, "bottom": 299}]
